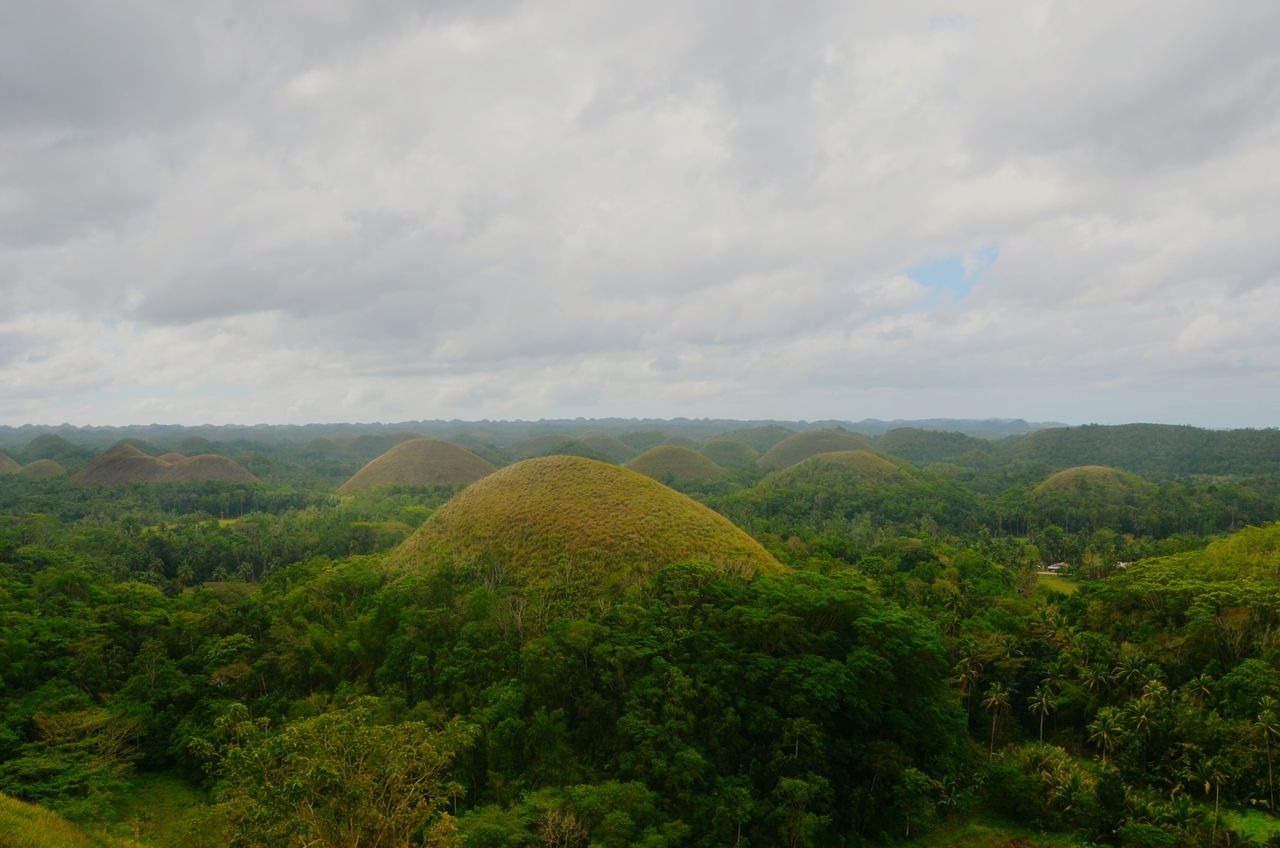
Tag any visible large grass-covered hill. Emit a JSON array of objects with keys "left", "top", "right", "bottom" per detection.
[
  {"left": 391, "top": 456, "right": 781, "bottom": 591},
  {"left": 338, "top": 438, "right": 497, "bottom": 492},
  {"left": 625, "top": 445, "right": 727, "bottom": 484}
]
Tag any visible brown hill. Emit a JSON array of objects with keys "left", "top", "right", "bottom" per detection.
[
  {"left": 626, "top": 445, "right": 727, "bottom": 484},
  {"left": 18, "top": 459, "right": 67, "bottom": 480},
  {"left": 0, "top": 452, "right": 21, "bottom": 475},
  {"left": 391, "top": 456, "right": 782, "bottom": 591},
  {"left": 74, "top": 443, "right": 257, "bottom": 485},
  {"left": 757, "top": 430, "right": 874, "bottom": 470},
  {"left": 338, "top": 438, "right": 497, "bottom": 492}
]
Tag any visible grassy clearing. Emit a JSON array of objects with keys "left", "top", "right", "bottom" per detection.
[
  {"left": 111, "top": 773, "right": 221, "bottom": 848},
  {"left": 913, "top": 819, "right": 1090, "bottom": 847},
  {"left": 0, "top": 793, "right": 141, "bottom": 848},
  {"left": 1228, "top": 808, "right": 1280, "bottom": 843},
  {"left": 1035, "top": 573, "right": 1079, "bottom": 595}
]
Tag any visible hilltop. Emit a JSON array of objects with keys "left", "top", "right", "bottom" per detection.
[
  {"left": 0, "top": 453, "right": 20, "bottom": 474},
  {"left": 1015, "top": 423, "right": 1280, "bottom": 476},
  {"left": 723, "top": 450, "right": 980, "bottom": 533},
  {"left": 391, "top": 456, "right": 781, "bottom": 590},
  {"left": 73, "top": 443, "right": 257, "bottom": 485},
  {"left": 625, "top": 445, "right": 727, "bottom": 484},
  {"left": 701, "top": 439, "right": 759, "bottom": 468},
  {"left": 338, "top": 438, "right": 497, "bottom": 492},
  {"left": 1033, "top": 465, "right": 1147, "bottom": 496},
  {"left": 757, "top": 430, "right": 874, "bottom": 470},
  {"left": 16, "top": 459, "right": 67, "bottom": 480}
]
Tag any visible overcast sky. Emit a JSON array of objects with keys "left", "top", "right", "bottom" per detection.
[{"left": 3, "top": 2, "right": 1279, "bottom": 427}]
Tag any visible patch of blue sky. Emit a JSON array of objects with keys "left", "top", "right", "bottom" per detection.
[{"left": 906, "top": 244, "right": 999, "bottom": 301}]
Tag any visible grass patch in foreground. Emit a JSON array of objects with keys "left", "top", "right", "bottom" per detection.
[
  {"left": 1035, "top": 573, "right": 1079, "bottom": 595},
  {"left": 111, "top": 773, "right": 221, "bottom": 848},
  {"left": 0, "top": 793, "right": 141, "bottom": 848},
  {"left": 1228, "top": 808, "right": 1280, "bottom": 843},
  {"left": 913, "top": 819, "right": 1092, "bottom": 847}
]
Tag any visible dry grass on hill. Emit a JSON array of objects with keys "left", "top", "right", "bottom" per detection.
[
  {"left": 757, "top": 430, "right": 874, "bottom": 470},
  {"left": 338, "top": 438, "right": 497, "bottom": 492},
  {"left": 0, "top": 793, "right": 141, "bottom": 848},
  {"left": 391, "top": 456, "right": 782, "bottom": 590},
  {"left": 73, "top": 443, "right": 257, "bottom": 485},
  {"left": 626, "top": 445, "right": 727, "bottom": 484},
  {"left": 17, "top": 459, "right": 67, "bottom": 480},
  {"left": 0, "top": 452, "right": 21, "bottom": 474}
]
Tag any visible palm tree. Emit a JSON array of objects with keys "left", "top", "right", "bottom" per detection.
[
  {"left": 1126, "top": 699, "right": 1155, "bottom": 768},
  {"left": 1257, "top": 700, "right": 1280, "bottom": 811},
  {"left": 981, "top": 682, "right": 1011, "bottom": 755},
  {"left": 1112, "top": 655, "right": 1146, "bottom": 691},
  {"left": 1185, "top": 673, "right": 1213, "bottom": 710},
  {"left": 1028, "top": 685, "right": 1058, "bottom": 743},
  {"left": 1088, "top": 708, "right": 1120, "bottom": 765}
]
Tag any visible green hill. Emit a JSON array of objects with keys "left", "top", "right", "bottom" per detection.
[
  {"left": 718, "top": 425, "right": 795, "bottom": 452},
  {"left": 17, "top": 459, "right": 67, "bottom": 480},
  {"left": 876, "top": 428, "right": 994, "bottom": 465},
  {"left": 18, "top": 434, "right": 94, "bottom": 469},
  {"left": 626, "top": 445, "right": 727, "bottom": 484},
  {"left": 757, "top": 430, "right": 873, "bottom": 470},
  {"left": 1014, "top": 423, "right": 1280, "bottom": 476},
  {"left": 73, "top": 443, "right": 257, "bottom": 485},
  {"left": 1033, "top": 465, "right": 1147, "bottom": 496},
  {"left": 0, "top": 794, "right": 141, "bottom": 848},
  {"left": 0, "top": 452, "right": 20, "bottom": 475},
  {"left": 701, "top": 439, "right": 759, "bottom": 468},
  {"left": 725, "top": 450, "right": 979, "bottom": 533},
  {"left": 338, "top": 438, "right": 497, "bottom": 492},
  {"left": 391, "top": 456, "right": 782, "bottom": 590}
]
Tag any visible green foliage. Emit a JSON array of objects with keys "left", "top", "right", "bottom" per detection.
[{"left": 757, "top": 430, "right": 874, "bottom": 470}]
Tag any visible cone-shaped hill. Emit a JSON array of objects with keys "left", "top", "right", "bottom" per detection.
[
  {"left": 338, "top": 438, "right": 497, "bottom": 492},
  {"left": 73, "top": 443, "right": 257, "bottom": 485},
  {"left": 0, "top": 453, "right": 21, "bottom": 475},
  {"left": 625, "top": 445, "right": 727, "bottom": 485},
  {"left": 724, "top": 450, "right": 979, "bottom": 532},
  {"left": 1033, "top": 465, "right": 1147, "bottom": 496},
  {"left": 391, "top": 456, "right": 782, "bottom": 590},
  {"left": 701, "top": 439, "right": 759, "bottom": 468},
  {"left": 510, "top": 434, "right": 633, "bottom": 463},
  {"left": 757, "top": 430, "right": 873, "bottom": 470},
  {"left": 18, "top": 460, "right": 67, "bottom": 480}
]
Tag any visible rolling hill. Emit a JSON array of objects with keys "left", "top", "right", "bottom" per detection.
[
  {"left": 0, "top": 793, "right": 141, "bottom": 848},
  {"left": 1033, "top": 465, "right": 1147, "bottom": 496},
  {"left": 391, "top": 456, "right": 782, "bottom": 590},
  {"left": 757, "top": 430, "right": 874, "bottom": 470},
  {"left": 73, "top": 443, "right": 258, "bottom": 485},
  {"left": 1014, "top": 423, "right": 1280, "bottom": 476},
  {"left": 16, "top": 459, "right": 67, "bottom": 480},
  {"left": 625, "top": 445, "right": 727, "bottom": 484},
  {"left": 0, "top": 453, "right": 20, "bottom": 474},
  {"left": 701, "top": 439, "right": 759, "bottom": 468},
  {"left": 338, "top": 438, "right": 497, "bottom": 492}
]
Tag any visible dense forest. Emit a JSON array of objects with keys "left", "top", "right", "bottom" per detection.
[{"left": 3, "top": 420, "right": 1280, "bottom": 847}]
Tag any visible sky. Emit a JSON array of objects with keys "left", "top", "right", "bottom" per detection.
[{"left": 3, "top": 1, "right": 1279, "bottom": 428}]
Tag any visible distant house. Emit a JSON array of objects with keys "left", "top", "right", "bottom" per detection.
[
  {"left": 1114, "top": 561, "right": 1133, "bottom": 570},
  {"left": 1044, "top": 562, "right": 1069, "bottom": 574}
]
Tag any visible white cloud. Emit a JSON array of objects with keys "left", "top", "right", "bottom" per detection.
[{"left": 2, "top": 1, "right": 1279, "bottom": 426}]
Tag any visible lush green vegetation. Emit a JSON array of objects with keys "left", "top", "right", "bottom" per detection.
[{"left": 2, "top": 421, "right": 1280, "bottom": 846}]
